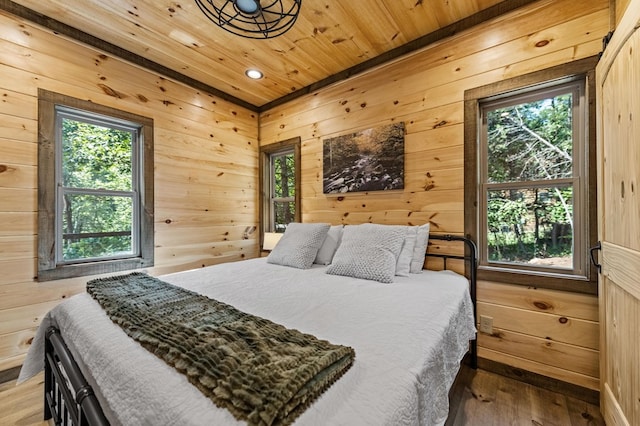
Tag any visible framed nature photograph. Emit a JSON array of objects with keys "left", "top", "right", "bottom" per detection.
[{"left": 322, "top": 122, "right": 405, "bottom": 194}]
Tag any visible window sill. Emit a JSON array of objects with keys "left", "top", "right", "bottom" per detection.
[
  {"left": 38, "top": 257, "right": 153, "bottom": 282},
  {"left": 478, "top": 265, "right": 597, "bottom": 295}
]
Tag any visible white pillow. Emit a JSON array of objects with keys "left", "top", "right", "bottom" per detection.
[
  {"left": 314, "top": 225, "right": 344, "bottom": 265},
  {"left": 396, "top": 226, "right": 417, "bottom": 277},
  {"left": 267, "top": 222, "right": 330, "bottom": 269},
  {"left": 326, "top": 224, "right": 406, "bottom": 283},
  {"left": 410, "top": 223, "right": 431, "bottom": 273}
]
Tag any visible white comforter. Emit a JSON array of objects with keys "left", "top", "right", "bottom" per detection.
[{"left": 19, "top": 258, "right": 476, "bottom": 426}]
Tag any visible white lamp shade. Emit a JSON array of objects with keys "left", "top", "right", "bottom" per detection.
[{"left": 262, "top": 232, "right": 283, "bottom": 251}]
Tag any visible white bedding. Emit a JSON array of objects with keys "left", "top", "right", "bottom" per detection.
[{"left": 19, "top": 258, "right": 476, "bottom": 426}]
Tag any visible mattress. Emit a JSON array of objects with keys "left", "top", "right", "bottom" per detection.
[{"left": 20, "top": 258, "right": 476, "bottom": 426}]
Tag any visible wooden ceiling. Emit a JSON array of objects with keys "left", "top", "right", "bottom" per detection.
[{"left": 3, "top": 0, "right": 535, "bottom": 110}]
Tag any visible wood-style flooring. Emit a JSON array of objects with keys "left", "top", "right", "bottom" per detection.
[
  {"left": 1, "top": 367, "right": 604, "bottom": 425},
  {"left": 0, "top": 371, "right": 48, "bottom": 426},
  {"left": 446, "top": 366, "right": 604, "bottom": 425}
]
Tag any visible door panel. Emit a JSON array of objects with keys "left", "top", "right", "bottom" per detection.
[{"left": 596, "top": 0, "right": 640, "bottom": 424}]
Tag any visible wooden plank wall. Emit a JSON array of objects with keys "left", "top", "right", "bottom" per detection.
[
  {"left": 259, "top": 0, "right": 609, "bottom": 391},
  {"left": 615, "top": 0, "right": 633, "bottom": 25},
  {"left": 0, "top": 11, "right": 259, "bottom": 371}
]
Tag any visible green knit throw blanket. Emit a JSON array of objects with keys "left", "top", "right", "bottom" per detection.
[{"left": 87, "top": 272, "right": 355, "bottom": 426}]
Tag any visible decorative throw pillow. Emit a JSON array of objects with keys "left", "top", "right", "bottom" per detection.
[
  {"left": 410, "top": 223, "right": 431, "bottom": 273},
  {"left": 267, "top": 222, "right": 331, "bottom": 269},
  {"left": 327, "top": 223, "right": 406, "bottom": 283},
  {"left": 396, "top": 226, "right": 417, "bottom": 277},
  {"left": 314, "top": 225, "right": 344, "bottom": 265}
]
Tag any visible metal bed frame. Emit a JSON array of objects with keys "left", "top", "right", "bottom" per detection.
[
  {"left": 43, "top": 234, "right": 478, "bottom": 425},
  {"left": 44, "top": 327, "right": 109, "bottom": 425}
]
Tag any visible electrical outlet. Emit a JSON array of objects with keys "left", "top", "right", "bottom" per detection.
[{"left": 479, "top": 315, "right": 493, "bottom": 334}]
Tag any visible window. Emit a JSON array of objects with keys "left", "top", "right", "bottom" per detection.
[
  {"left": 464, "top": 58, "right": 597, "bottom": 292},
  {"left": 259, "top": 138, "right": 301, "bottom": 241},
  {"left": 269, "top": 150, "right": 296, "bottom": 231},
  {"left": 38, "top": 90, "right": 154, "bottom": 281},
  {"left": 481, "top": 80, "right": 586, "bottom": 273}
]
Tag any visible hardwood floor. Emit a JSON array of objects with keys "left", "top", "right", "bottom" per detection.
[
  {"left": 1, "top": 368, "right": 604, "bottom": 425},
  {"left": 446, "top": 366, "right": 605, "bottom": 426},
  {"left": 0, "top": 372, "right": 48, "bottom": 426}
]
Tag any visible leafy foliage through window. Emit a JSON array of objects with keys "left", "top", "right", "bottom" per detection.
[
  {"left": 271, "top": 151, "right": 296, "bottom": 232},
  {"left": 480, "top": 79, "right": 586, "bottom": 274}
]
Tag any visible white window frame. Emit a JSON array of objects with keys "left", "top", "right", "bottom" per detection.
[
  {"left": 267, "top": 149, "right": 296, "bottom": 233},
  {"left": 54, "top": 106, "right": 142, "bottom": 264}
]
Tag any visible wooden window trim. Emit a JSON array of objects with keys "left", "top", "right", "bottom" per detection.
[
  {"left": 258, "top": 137, "right": 301, "bottom": 248},
  {"left": 37, "top": 89, "right": 154, "bottom": 281},
  {"left": 464, "top": 57, "right": 599, "bottom": 295}
]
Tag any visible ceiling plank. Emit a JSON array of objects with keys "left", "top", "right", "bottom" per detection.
[
  {"left": 259, "top": 0, "right": 541, "bottom": 111},
  {"left": 0, "top": 0, "right": 260, "bottom": 111},
  {"left": 2, "top": 0, "right": 541, "bottom": 112}
]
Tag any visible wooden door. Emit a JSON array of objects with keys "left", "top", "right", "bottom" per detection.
[{"left": 596, "top": 0, "right": 640, "bottom": 424}]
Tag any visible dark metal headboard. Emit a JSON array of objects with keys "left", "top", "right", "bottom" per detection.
[{"left": 425, "top": 234, "right": 478, "bottom": 369}]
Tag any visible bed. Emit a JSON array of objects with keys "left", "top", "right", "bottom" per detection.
[{"left": 18, "top": 225, "right": 477, "bottom": 426}]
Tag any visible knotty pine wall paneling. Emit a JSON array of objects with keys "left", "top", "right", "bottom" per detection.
[
  {"left": 259, "top": 0, "right": 609, "bottom": 391},
  {"left": 614, "top": 0, "right": 632, "bottom": 26},
  {"left": 0, "top": 11, "right": 259, "bottom": 370}
]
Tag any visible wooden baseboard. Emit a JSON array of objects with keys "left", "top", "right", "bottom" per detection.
[
  {"left": 478, "top": 357, "right": 600, "bottom": 406},
  {"left": 0, "top": 366, "right": 21, "bottom": 384}
]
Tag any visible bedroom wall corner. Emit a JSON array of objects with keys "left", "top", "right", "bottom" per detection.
[
  {"left": 258, "top": 0, "right": 607, "bottom": 392},
  {"left": 0, "top": 11, "right": 260, "bottom": 371}
]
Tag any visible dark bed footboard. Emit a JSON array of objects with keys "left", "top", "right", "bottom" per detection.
[
  {"left": 44, "top": 326, "right": 109, "bottom": 425},
  {"left": 425, "top": 234, "right": 478, "bottom": 369}
]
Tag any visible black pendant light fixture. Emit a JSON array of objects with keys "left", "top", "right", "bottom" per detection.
[{"left": 194, "top": 0, "right": 302, "bottom": 39}]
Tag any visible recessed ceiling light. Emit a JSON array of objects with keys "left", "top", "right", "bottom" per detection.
[{"left": 245, "top": 69, "right": 263, "bottom": 80}]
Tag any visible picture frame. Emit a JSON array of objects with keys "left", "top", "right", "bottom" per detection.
[{"left": 322, "top": 122, "right": 405, "bottom": 194}]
